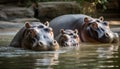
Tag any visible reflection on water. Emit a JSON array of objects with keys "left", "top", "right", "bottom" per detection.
[
  {"left": 0, "top": 44, "right": 119, "bottom": 69},
  {"left": 0, "top": 30, "right": 120, "bottom": 69},
  {"left": 0, "top": 50, "right": 60, "bottom": 69},
  {"left": 56, "top": 44, "right": 120, "bottom": 69}
]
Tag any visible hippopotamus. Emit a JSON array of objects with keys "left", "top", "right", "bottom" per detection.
[
  {"left": 55, "top": 29, "right": 80, "bottom": 47},
  {"left": 10, "top": 21, "right": 59, "bottom": 51},
  {"left": 50, "top": 14, "right": 119, "bottom": 43}
]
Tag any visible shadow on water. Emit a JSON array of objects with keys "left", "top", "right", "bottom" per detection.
[{"left": 0, "top": 27, "right": 120, "bottom": 69}]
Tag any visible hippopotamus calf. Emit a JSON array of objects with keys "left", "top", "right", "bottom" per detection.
[
  {"left": 56, "top": 29, "right": 80, "bottom": 47},
  {"left": 50, "top": 14, "right": 119, "bottom": 43},
  {"left": 10, "top": 22, "right": 59, "bottom": 51}
]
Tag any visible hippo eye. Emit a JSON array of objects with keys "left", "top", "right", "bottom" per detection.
[
  {"left": 103, "top": 22, "right": 109, "bottom": 26},
  {"left": 38, "top": 25, "right": 44, "bottom": 28},
  {"left": 96, "top": 20, "right": 100, "bottom": 22},
  {"left": 69, "top": 33, "right": 73, "bottom": 35},
  {"left": 44, "top": 28, "right": 53, "bottom": 32},
  {"left": 73, "top": 35, "right": 78, "bottom": 39},
  {"left": 31, "top": 38, "right": 36, "bottom": 43},
  {"left": 44, "top": 28, "right": 49, "bottom": 32}
]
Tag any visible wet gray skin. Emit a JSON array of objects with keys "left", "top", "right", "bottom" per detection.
[
  {"left": 50, "top": 14, "right": 119, "bottom": 43},
  {"left": 56, "top": 29, "right": 80, "bottom": 47},
  {"left": 10, "top": 22, "right": 59, "bottom": 51},
  {"left": 85, "top": 17, "right": 119, "bottom": 43}
]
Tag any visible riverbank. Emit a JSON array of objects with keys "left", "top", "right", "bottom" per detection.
[
  {"left": 0, "top": 19, "right": 120, "bottom": 35},
  {"left": 0, "top": 1, "right": 120, "bottom": 41}
]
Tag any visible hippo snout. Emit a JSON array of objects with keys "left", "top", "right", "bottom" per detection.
[
  {"left": 112, "top": 33, "right": 119, "bottom": 43},
  {"left": 48, "top": 40, "right": 56, "bottom": 46},
  {"left": 32, "top": 40, "right": 59, "bottom": 51},
  {"left": 106, "top": 32, "right": 119, "bottom": 43},
  {"left": 99, "top": 33, "right": 112, "bottom": 43},
  {"left": 37, "top": 40, "right": 58, "bottom": 46},
  {"left": 99, "top": 32, "right": 119, "bottom": 43}
]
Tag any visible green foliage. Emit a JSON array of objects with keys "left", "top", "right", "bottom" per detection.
[
  {"left": 95, "top": 0, "right": 108, "bottom": 10},
  {"left": 75, "top": 0, "right": 108, "bottom": 10},
  {"left": 28, "top": 0, "right": 108, "bottom": 10}
]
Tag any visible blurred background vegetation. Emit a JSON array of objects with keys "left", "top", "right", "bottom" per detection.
[
  {"left": 27, "top": 0, "right": 108, "bottom": 10},
  {"left": 28, "top": 0, "right": 120, "bottom": 18},
  {"left": 0, "top": 0, "right": 119, "bottom": 21},
  {"left": 16, "top": 0, "right": 109, "bottom": 16}
]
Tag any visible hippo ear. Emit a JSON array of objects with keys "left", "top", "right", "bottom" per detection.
[
  {"left": 99, "top": 16, "right": 104, "bottom": 21},
  {"left": 44, "top": 21, "right": 49, "bottom": 26},
  {"left": 74, "top": 29, "right": 78, "bottom": 34},
  {"left": 84, "top": 17, "right": 89, "bottom": 23},
  {"left": 25, "top": 22, "right": 31, "bottom": 28},
  {"left": 60, "top": 29, "right": 65, "bottom": 34}
]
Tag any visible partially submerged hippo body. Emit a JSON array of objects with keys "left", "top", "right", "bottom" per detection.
[
  {"left": 10, "top": 22, "right": 59, "bottom": 51},
  {"left": 56, "top": 29, "right": 80, "bottom": 47},
  {"left": 50, "top": 14, "right": 119, "bottom": 43}
]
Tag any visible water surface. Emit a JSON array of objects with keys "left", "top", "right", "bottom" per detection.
[{"left": 0, "top": 28, "right": 120, "bottom": 69}]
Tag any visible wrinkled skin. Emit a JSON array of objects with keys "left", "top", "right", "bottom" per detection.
[
  {"left": 56, "top": 29, "right": 80, "bottom": 47},
  {"left": 50, "top": 14, "right": 119, "bottom": 43},
  {"left": 10, "top": 22, "right": 59, "bottom": 51}
]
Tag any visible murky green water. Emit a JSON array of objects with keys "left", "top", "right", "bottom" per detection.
[{"left": 0, "top": 28, "right": 120, "bottom": 69}]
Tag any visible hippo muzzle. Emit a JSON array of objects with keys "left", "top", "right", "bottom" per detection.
[{"left": 32, "top": 40, "right": 59, "bottom": 51}]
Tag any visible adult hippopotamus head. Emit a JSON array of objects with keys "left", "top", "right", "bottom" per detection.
[
  {"left": 56, "top": 29, "right": 80, "bottom": 47},
  {"left": 10, "top": 21, "right": 59, "bottom": 51},
  {"left": 81, "top": 16, "right": 119, "bottom": 43}
]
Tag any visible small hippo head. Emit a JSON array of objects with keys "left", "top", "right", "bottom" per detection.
[
  {"left": 83, "top": 17, "right": 119, "bottom": 43},
  {"left": 58, "top": 29, "right": 80, "bottom": 47},
  {"left": 21, "top": 21, "right": 59, "bottom": 51}
]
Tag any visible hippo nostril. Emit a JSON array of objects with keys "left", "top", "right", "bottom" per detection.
[
  {"left": 105, "top": 33, "right": 109, "bottom": 37},
  {"left": 53, "top": 40, "right": 57, "bottom": 44},
  {"left": 38, "top": 42, "right": 43, "bottom": 46},
  {"left": 50, "top": 40, "right": 57, "bottom": 46},
  {"left": 64, "top": 43, "right": 69, "bottom": 46}
]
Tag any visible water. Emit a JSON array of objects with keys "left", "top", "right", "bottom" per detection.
[{"left": 0, "top": 28, "right": 120, "bottom": 69}]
